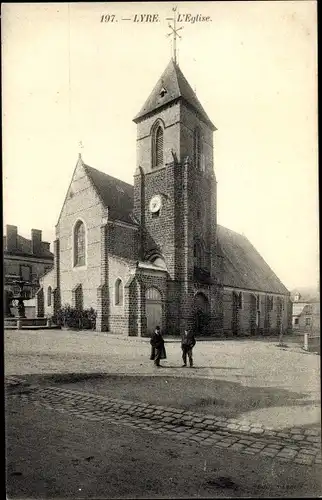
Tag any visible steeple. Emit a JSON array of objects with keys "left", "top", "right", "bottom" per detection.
[{"left": 133, "top": 59, "right": 216, "bottom": 131}]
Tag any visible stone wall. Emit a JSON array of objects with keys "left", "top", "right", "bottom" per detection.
[
  {"left": 108, "top": 255, "right": 135, "bottom": 334},
  {"left": 56, "top": 160, "right": 104, "bottom": 310}
]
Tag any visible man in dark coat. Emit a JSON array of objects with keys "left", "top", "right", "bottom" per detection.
[
  {"left": 181, "top": 329, "right": 196, "bottom": 367},
  {"left": 150, "top": 326, "right": 166, "bottom": 367}
]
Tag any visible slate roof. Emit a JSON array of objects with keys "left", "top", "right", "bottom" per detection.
[
  {"left": 84, "top": 164, "right": 136, "bottom": 225},
  {"left": 217, "top": 225, "right": 289, "bottom": 294},
  {"left": 133, "top": 59, "right": 216, "bottom": 130}
]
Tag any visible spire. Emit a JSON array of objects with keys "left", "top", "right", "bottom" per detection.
[{"left": 133, "top": 59, "right": 216, "bottom": 131}]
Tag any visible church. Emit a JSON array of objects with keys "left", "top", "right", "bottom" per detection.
[{"left": 38, "top": 57, "right": 291, "bottom": 337}]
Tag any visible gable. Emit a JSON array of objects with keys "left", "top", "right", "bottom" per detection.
[
  {"left": 56, "top": 157, "right": 105, "bottom": 229},
  {"left": 292, "top": 302, "right": 307, "bottom": 316}
]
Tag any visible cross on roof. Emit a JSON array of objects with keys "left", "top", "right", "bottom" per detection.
[
  {"left": 78, "top": 140, "right": 84, "bottom": 159},
  {"left": 166, "top": 6, "right": 183, "bottom": 64}
]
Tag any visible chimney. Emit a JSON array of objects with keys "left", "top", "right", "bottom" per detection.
[
  {"left": 42, "top": 242, "right": 50, "bottom": 252},
  {"left": 31, "top": 229, "right": 42, "bottom": 255},
  {"left": 6, "top": 225, "right": 18, "bottom": 251}
]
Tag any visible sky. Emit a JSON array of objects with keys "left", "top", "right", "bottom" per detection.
[{"left": 2, "top": 1, "right": 318, "bottom": 291}]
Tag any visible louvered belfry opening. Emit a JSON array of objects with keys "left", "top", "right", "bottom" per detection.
[
  {"left": 154, "top": 126, "right": 163, "bottom": 167},
  {"left": 194, "top": 127, "right": 201, "bottom": 169}
]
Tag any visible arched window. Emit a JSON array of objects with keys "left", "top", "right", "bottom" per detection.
[
  {"left": 47, "top": 286, "right": 52, "bottom": 307},
  {"left": 193, "top": 127, "right": 201, "bottom": 169},
  {"left": 74, "top": 220, "right": 86, "bottom": 267},
  {"left": 194, "top": 240, "right": 203, "bottom": 268},
  {"left": 115, "top": 278, "right": 123, "bottom": 306},
  {"left": 152, "top": 125, "right": 164, "bottom": 168}
]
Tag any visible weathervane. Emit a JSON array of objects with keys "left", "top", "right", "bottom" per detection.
[
  {"left": 166, "top": 6, "right": 183, "bottom": 64},
  {"left": 78, "top": 140, "right": 84, "bottom": 159}
]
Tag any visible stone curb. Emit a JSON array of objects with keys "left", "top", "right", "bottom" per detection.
[
  {"left": 6, "top": 378, "right": 321, "bottom": 445},
  {"left": 6, "top": 381, "right": 321, "bottom": 467},
  {"left": 35, "top": 385, "right": 321, "bottom": 444}
]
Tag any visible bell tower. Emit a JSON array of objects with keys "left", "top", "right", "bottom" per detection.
[{"left": 133, "top": 58, "right": 219, "bottom": 334}]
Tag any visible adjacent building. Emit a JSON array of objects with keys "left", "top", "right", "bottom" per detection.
[
  {"left": 291, "top": 290, "right": 320, "bottom": 333},
  {"left": 4, "top": 224, "right": 54, "bottom": 300}
]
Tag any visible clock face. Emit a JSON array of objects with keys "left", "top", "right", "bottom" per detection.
[{"left": 149, "top": 195, "right": 162, "bottom": 213}]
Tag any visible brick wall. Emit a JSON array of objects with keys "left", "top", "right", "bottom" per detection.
[
  {"left": 223, "top": 288, "right": 290, "bottom": 336},
  {"left": 96, "top": 223, "right": 109, "bottom": 332},
  {"left": 125, "top": 277, "right": 139, "bottom": 336},
  {"left": 108, "top": 223, "right": 138, "bottom": 261},
  {"left": 108, "top": 255, "right": 135, "bottom": 334},
  {"left": 134, "top": 95, "right": 219, "bottom": 336}
]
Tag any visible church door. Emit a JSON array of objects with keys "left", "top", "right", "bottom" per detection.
[{"left": 146, "top": 287, "right": 162, "bottom": 335}]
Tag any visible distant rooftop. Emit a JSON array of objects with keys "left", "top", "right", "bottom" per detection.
[
  {"left": 290, "top": 288, "right": 320, "bottom": 303},
  {"left": 4, "top": 225, "right": 53, "bottom": 259}
]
